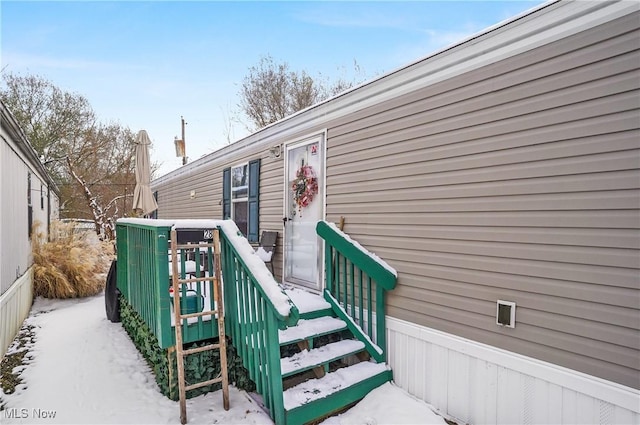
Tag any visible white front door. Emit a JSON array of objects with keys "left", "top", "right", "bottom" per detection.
[{"left": 283, "top": 134, "right": 324, "bottom": 291}]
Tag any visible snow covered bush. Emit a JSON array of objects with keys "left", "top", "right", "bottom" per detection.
[{"left": 31, "top": 220, "right": 113, "bottom": 298}]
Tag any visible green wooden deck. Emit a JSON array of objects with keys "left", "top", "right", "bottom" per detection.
[{"left": 116, "top": 218, "right": 397, "bottom": 425}]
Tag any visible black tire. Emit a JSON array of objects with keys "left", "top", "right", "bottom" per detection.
[{"left": 105, "top": 260, "right": 121, "bottom": 322}]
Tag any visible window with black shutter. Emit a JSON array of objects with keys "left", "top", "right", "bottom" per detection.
[{"left": 223, "top": 158, "right": 260, "bottom": 242}]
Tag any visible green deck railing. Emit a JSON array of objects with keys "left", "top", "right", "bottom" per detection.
[
  {"left": 116, "top": 222, "right": 170, "bottom": 346},
  {"left": 116, "top": 221, "right": 219, "bottom": 349},
  {"left": 316, "top": 221, "right": 397, "bottom": 363},
  {"left": 219, "top": 228, "right": 299, "bottom": 425}
]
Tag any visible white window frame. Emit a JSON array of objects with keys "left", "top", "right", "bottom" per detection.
[{"left": 231, "top": 162, "right": 249, "bottom": 235}]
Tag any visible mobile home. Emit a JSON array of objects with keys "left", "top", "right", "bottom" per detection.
[
  {"left": 151, "top": 1, "right": 640, "bottom": 422},
  {"left": 0, "top": 100, "right": 60, "bottom": 356}
]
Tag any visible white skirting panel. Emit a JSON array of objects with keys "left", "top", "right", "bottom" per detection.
[
  {"left": 386, "top": 317, "right": 640, "bottom": 425},
  {"left": 0, "top": 268, "right": 33, "bottom": 356}
]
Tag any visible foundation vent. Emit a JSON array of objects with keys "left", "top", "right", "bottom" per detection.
[{"left": 496, "top": 300, "right": 516, "bottom": 328}]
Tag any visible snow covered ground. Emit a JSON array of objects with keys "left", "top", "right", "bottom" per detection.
[{"left": 1, "top": 293, "right": 446, "bottom": 424}]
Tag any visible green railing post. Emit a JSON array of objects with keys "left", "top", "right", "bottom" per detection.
[
  {"left": 267, "top": 312, "right": 285, "bottom": 425},
  {"left": 154, "top": 226, "right": 170, "bottom": 348},
  {"left": 116, "top": 224, "right": 129, "bottom": 297},
  {"left": 325, "top": 243, "right": 333, "bottom": 294}
]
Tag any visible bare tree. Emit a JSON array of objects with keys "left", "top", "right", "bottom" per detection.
[
  {"left": 238, "top": 56, "right": 367, "bottom": 131},
  {"left": 1, "top": 72, "right": 139, "bottom": 239},
  {"left": 239, "top": 56, "right": 293, "bottom": 129},
  {"left": 321, "top": 59, "right": 368, "bottom": 98},
  {"left": 1, "top": 72, "right": 96, "bottom": 181},
  {"left": 290, "top": 71, "right": 320, "bottom": 112},
  {"left": 61, "top": 122, "right": 137, "bottom": 239}
]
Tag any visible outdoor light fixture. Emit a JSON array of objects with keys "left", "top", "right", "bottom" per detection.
[
  {"left": 174, "top": 116, "right": 188, "bottom": 165},
  {"left": 174, "top": 137, "right": 185, "bottom": 158},
  {"left": 268, "top": 145, "right": 282, "bottom": 158}
]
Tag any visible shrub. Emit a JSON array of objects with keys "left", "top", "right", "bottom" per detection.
[
  {"left": 119, "top": 297, "right": 255, "bottom": 400},
  {"left": 32, "top": 220, "right": 113, "bottom": 298}
]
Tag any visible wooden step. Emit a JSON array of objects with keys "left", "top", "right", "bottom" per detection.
[
  {"left": 282, "top": 361, "right": 390, "bottom": 412},
  {"left": 281, "top": 339, "right": 365, "bottom": 378},
  {"left": 279, "top": 316, "right": 347, "bottom": 346}
]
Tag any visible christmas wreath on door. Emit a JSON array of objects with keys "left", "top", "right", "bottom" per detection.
[{"left": 291, "top": 164, "right": 318, "bottom": 217}]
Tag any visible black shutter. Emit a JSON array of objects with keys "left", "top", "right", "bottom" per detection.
[
  {"left": 247, "top": 159, "right": 260, "bottom": 242},
  {"left": 28, "top": 205, "right": 33, "bottom": 239},
  {"left": 150, "top": 191, "right": 158, "bottom": 219},
  {"left": 222, "top": 167, "right": 231, "bottom": 219}
]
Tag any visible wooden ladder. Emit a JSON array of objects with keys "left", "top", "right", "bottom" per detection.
[{"left": 170, "top": 229, "right": 229, "bottom": 424}]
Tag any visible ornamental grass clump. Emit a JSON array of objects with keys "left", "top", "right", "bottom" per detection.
[{"left": 32, "top": 221, "right": 113, "bottom": 298}]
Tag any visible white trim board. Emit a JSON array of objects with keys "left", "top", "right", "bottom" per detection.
[{"left": 386, "top": 316, "right": 639, "bottom": 424}]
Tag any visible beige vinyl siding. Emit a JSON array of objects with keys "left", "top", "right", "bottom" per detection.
[
  {"left": 155, "top": 165, "right": 222, "bottom": 219},
  {"left": 259, "top": 153, "right": 285, "bottom": 275},
  {"left": 324, "top": 12, "right": 640, "bottom": 390}
]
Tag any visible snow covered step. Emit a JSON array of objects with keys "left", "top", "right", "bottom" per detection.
[
  {"left": 282, "top": 361, "right": 390, "bottom": 411},
  {"left": 278, "top": 316, "right": 347, "bottom": 345},
  {"left": 284, "top": 288, "right": 332, "bottom": 318},
  {"left": 281, "top": 339, "right": 365, "bottom": 378}
]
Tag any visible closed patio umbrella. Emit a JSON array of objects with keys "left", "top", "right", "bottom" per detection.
[{"left": 132, "top": 130, "right": 158, "bottom": 216}]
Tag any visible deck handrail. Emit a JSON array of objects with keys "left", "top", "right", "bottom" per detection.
[
  {"left": 316, "top": 220, "right": 397, "bottom": 363},
  {"left": 218, "top": 227, "right": 299, "bottom": 425}
]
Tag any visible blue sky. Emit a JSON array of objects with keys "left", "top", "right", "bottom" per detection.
[{"left": 1, "top": 1, "right": 545, "bottom": 177}]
